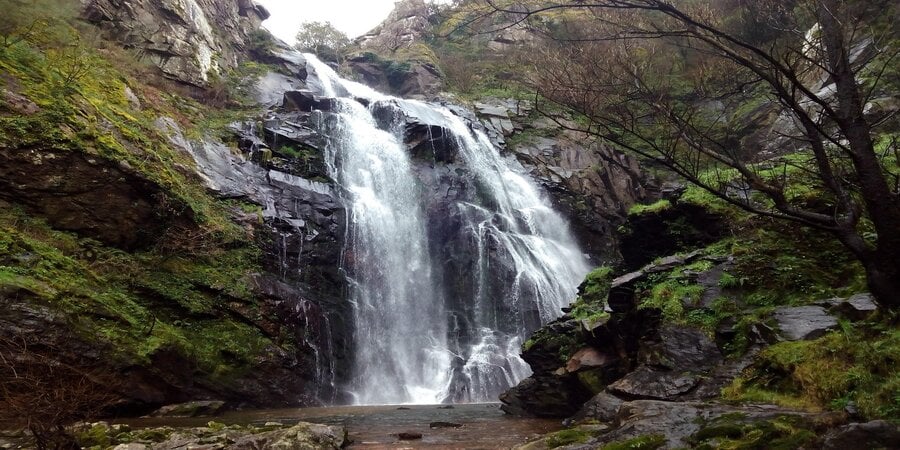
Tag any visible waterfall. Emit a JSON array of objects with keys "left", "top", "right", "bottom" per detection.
[{"left": 304, "top": 55, "right": 590, "bottom": 405}]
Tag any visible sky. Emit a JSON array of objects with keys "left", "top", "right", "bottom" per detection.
[{"left": 255, "top": 0, "right": 401, "bottom": 43}]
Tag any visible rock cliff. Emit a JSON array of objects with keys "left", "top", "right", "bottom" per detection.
[{"left": 81, "top": 0, "right": 270, "bottom": 86}]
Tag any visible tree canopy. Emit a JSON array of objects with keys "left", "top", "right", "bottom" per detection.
[
  {"left": 295, "top": 20, "right": 350, "bottom": 62},
  {"left": 461, "top": 0, "right": 900, "bottom": 309}
]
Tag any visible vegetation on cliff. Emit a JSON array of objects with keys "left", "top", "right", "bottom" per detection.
[{"left": 0, "top": 1, "right": 303, "bottom": 442}]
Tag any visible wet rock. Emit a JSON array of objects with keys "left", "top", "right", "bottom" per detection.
[
  {"left": 430, "top": 422, "right": 463, "bottom": 428},
  {"left": 231, "top": 422, "right": 347, "bottom": 449},
  {"left": 397, "top": 432, "right": 423, "bottom": 440},
  {"left": 607, "top": 325, "right": 721, "bottom": 400},
  {"left": 565, "top": 347, "right": 617, "bottom": 373},
  {"left": 0, "top": 147, "right": 186, "bottom": 250},
  {"left": 817, "top": 293, "right": 878, "bottom": 321},
  {"left": 282, "top": 90, "right": 336, "bottom": 112},
  {"left": 569, "top": 400, "right": 832, "bottom": 449},
  {"left": 500, "top": 374, "right": 592, "bottom": 418},
  {"left": 822, "top": 420, "right": 900, "bottom": 450},
  {"left": 149, "top": 400, "right": 226, "bottom": 418},
  {"left": 609, "top": 368, "right": 701, "bottom": 400},
  {"left": 771, "top": 305, "right": 839, "bottom": 341},
  {"left": 571, "top": 392, "right": 625, "bottom": 423}
]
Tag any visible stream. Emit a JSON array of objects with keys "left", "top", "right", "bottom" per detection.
[{"left": 116, "top": 404, "right": 561, "bottom": 449}]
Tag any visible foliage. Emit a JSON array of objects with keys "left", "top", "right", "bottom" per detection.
[
  {"left": 465, "top": 0, "right": 900, "bottom": 308},
  {"left": 599, "top": 434, "right": 666, "bottom": 450},
  {"left": 568, "top": 266, "right": 614, "bottom": 323},
  {"left": 0, "top": 207, "right": 267, "bottom": 383},
  {"left": 723, "top": 322, "right": 900, "bottom": 420},
  {"left": 295, "top": 21, "right": 349, "bottom": 62},
  {"left": 690, "top": 415, "right": 818, "bottom": 450},
  {"left": 0, "top": 336, "right": 121, "bottom": 450},
  {"left": 0, "top": 14, "right": 275, "bottom": 401},
  {"left": 544, "top": 427, "right": 595, "bottom": 448},
  {"left": 0, "top": 0, "right": 76, "bottom": 49},
  {"left": 627, "top": 199, "right": 671, "bottom": 216},
  {"left": 0, "top": 26, "right": 246, "bottom": 243}
]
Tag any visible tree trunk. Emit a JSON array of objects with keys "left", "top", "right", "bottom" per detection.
[{"left": 862, "top": 256, "right": 900, "bottom": 311}]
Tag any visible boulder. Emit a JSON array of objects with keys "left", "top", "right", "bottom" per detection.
[
  {"left": 282, "top": 90, "right": 337, "bottom": 112},
  {"left": 771, "top": 306, "right": 839, "bottom": 341},
  {"left": 608, "top": 367, "right": 701, "bottom": 400},
  {"left": 822, "top": 420, "right": 900, "bottom": 450},
  {"left": 817, "top": 293, "right": 878, "bottom": 321},
  {"left": 571, "top": 392, "right": 625, "bottom": 423},
  {"left": 499, "top": 375, "right": 592, "bottom": 418},
  {"left": 565, "top": 347, "right": 617, "bottom": 373},
  {"left": 148, "top": 400, "right": 226, "bottom": 418}
]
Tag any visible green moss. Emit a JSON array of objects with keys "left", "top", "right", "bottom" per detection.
[
  {"left": 691, "top": 415, "right": 817, "bottom": 450},
  {"left": 599, "top": 434, "right": 666, "bottom": 450},
  {"left": 628, "top": 199, "right": 672, "bottom": 216},
  {"left": 0, "top": 205, "right": 268, "bottom": 385},
  {"left": 576, "top": 369, "right": 607, "bottom": 395},
  {"left": 545, "top": 428, "right": 594, "bottom": 448},
  {"left": 724, "top": 322, "right": 900, "bottom": 420}
]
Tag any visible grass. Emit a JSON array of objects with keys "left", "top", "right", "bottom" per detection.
[
  {"left": 628, "top": 199, "right": 672, "bottom": 216},
  {"left": 723, "top": 321, "right": 900, "bottom": 420}
]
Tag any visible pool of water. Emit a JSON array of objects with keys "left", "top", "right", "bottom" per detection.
[{"left": 118, "top": 403, "right": 561, "bottom": 449}]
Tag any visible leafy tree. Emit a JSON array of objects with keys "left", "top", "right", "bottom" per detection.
[
  {"left": 463, "top": 0, "right": 900, "bottom": 310},
  {"left": 0, "top": 0, "right": 76, "bottom": 48},
  {"left": 294, "top": 20, "right": 350, "bottom": 62}
]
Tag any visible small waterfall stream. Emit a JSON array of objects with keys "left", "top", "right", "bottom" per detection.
[{"left": 304, "top": 55, "right": 590, "bottom": 405}]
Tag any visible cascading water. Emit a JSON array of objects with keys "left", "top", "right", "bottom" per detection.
[{"left": 304, "top": 55, "right": 590, "bottom": 405}]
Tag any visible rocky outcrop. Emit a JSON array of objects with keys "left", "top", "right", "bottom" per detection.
[
  {"left": 81, "top": 0, "right": 270, "bottom": 86},
  {"left": 356, "top": 0, "right": 432, "bottom": 56},
  {"left": 618, "top": 199, "right": 728, "bottom": 271},
  {"left": 349, "top": 0, "right": 444, "bottom": 97},
  {"left": 0, "top": 148, "right": 186, "bottom": 250}
]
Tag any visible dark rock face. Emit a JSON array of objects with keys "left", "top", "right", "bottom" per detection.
[
  {"left": 161, "top": 111, "right": 351, "bottom": 403},
  {"left": 81, "top": 0, "right": 270, "bottom": 87},
  {"left": 347, "top": 56, "right": 444, "bottom": 99},
  {"left": 822, "top": 421, "right": 900, "bottom": 450},
  {"left": 0, "top": 294, "right": 315, "bottom": 411},
  {"left": 0, "top": 147, "right": 185, "bottom": 250},
  {"left": 618, "top": 201, "right": 728, "bottom": 271},
  {"left": 608, "top": 326, "right": 722, "bottom": 401},
  {"left": 349, "top": 0, "right": 444, "bottom": 97}
]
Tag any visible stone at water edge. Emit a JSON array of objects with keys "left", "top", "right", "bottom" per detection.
[
  {"left": 430, "top": 422, "right": 463, "bottom": 428},
  {"left": 148, "top": 400, "right": 226, "bottom": 418},
  {"left": 397, "top": 432, "right": 423, "bottom": 440}
]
